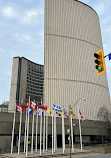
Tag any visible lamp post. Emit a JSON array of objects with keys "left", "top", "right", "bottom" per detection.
[{"left": 69, "top": 97, "right": 85, "bottom": 158}]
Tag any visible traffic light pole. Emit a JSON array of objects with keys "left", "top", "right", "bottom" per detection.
[
  {"left": 104, "top": 54, "right": 110, "bottom": 58},
  {"left": 104, "top": 53, "right": 111, "bottom": 60}
]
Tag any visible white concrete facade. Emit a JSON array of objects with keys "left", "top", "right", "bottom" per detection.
[
  {"left": 9, "top": 58, "right": 19, "bottom": 112},
  {"left": 44, "top": 0, "right": 111, "bottom": 120}
]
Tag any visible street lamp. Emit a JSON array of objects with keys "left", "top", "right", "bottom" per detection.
[
  {"left": 69, "top": 97, "right": 86, "bottom": 158},
  {"left": 73, "top": 97, "right": 85, "bottom": 107}
]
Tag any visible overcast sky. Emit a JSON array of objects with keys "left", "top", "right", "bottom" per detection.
[{"left": 0, "top": 0, "right": 111, "bottom": 104}]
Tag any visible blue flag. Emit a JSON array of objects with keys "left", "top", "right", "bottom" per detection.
[
  {"left": 109, "top": 53, "right": 111, "bottom": 60},
  {"left": 53, "top": 104, "right": 56, "bottom": 110},
  {"left": 56, "top": 106, "right": 61, "bottom": 111}
]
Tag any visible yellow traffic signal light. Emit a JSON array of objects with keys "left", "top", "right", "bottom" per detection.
[{"left": 94, "top": 49, "right": 105, "bottom": 75}]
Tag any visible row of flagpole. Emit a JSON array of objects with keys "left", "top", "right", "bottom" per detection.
[
  {"left": 11, "top": 97, "right": 84, "bottom": 156},
  {"left": 11, "top": 97, "right": 58, "bottom": 156}
]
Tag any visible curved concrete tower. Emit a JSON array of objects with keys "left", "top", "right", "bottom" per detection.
[{"left": 44, "top": 0, "right": 110, "bottom": 120}]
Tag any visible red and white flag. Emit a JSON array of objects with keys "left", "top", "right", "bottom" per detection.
[
  {"left": 41, "top": 105, "right": 47, "bottom": 110},
  {"left": 79, "top": 110, "right": 83, "bottom": 119},
  {"left": 30, "top": 101, "right": 38, "bottom": 110},
  {"left": 16, "top": 105, "right": 22, "bottom": 112},
  {"left": 21, "top": 105, "right": 28, "bottom": 112}
]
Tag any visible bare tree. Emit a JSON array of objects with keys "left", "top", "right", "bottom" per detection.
[{"left": 97, "top": 107, "right": 111, "bottom": 140}]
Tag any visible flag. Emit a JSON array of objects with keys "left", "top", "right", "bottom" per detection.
[
  {"left": 72, "top": 113, "right": 75, "bottom": 118},
  {"left": 109, "top": 53, "right": 111, "bottom": 60},
  {"left": 27, "top": 107, "right": 32, "bottom": 114},
  {"left": 30, "top": 100, "right": 38, "bottom": 110},
  {"left": 63, "top": 106, "right": 68, "bottom": 117},
  {"left": 38, "top": 108, "right": 43, "bottom": 116},
  {"left": 56, "top": 112, "right": 61, "bottom": 116},
  {"left": 53, "top": 104, "right": 61, "bottom": 111},
  {"left": 34, "top": 109, "right": 38, "bottom": 115},
  {"left": 41, "top": 105, "right": 47, "bottom": 110},
  {"left": 47, "top": 108, "right": 51, "bottom": 115},
  {"left": 53, "top": 104, "right": 56, "bottom": 110},
  {"left": 16, "top": 105, "right": 22, "bottom": 112},
  {"left": 79, "top": 110, "right": 83, "bottom": 119},
  {"left": 70, "top": 107, "right": 75, "bottom": 118},
  {"left": 56, "top": 110, "right": 62, "bottom": 116},
  {"left": 55, "top": 106, "right": 61, "bottom": 111},
  {"left": 63, "top": 106, "right": 66, "bottom": 113},
  {"left": 21, "top": 105, "right": 28, "bottom": 112}
]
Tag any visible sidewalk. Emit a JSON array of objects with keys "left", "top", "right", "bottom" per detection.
[{"left": 1, "top": 148, "right": 104, "bottom": 158}]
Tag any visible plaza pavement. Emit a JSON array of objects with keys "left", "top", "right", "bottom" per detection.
[{"left": 1, "top": 148, "right": 110, "bottom": 158}]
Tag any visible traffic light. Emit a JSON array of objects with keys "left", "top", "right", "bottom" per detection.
[{"left": 94, "top": 49, "right": 105, "bottom": 75}]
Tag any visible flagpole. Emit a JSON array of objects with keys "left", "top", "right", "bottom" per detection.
[
  {"left": 55, "top": 115, "right": 57, "bottom": 150},
  {"left": 18, "top": 109, "right": 22, "bottom": 155},
  {"left": 78, "top": 108, "right": 83, "bottom": 151},
  {"left": 62, "top": 106, "right": 64, "bottom": 153},
  {"left": 11, "top": 108, "right": 16, "bottom": 154},
  {"left": 24, "top": 109, "right": 27, "bottom": 153},
  {"left": 40, "top": 98, "right": 42, "bottom": 156},
  {"left": 35, "top": 106, "right": 38, "bottom": 152},
  {"left": 54, "top": 113, "right": 56, "bottom": 152},
  {"left": 63, "top": 112, "right": 65, "bottom": 152},
  {"left": 71, "top": 115, "right": 74, "bottom": 152},
  {"left": 52, "top": 111, "right": 53, "bottom": 155},
  {"left": 43, "top": 110, "right": 45, "bottom": 153},
  {"left": 77, "top": 108, "right": 82, "bottom": 151},
  {"left": 46, "top": 112, "right": 48, "bottom": 151},
  {"left": 26, "top": 96, "right": 30, "bottom": 157},
  {"left": 31, "top": 110, "right": 34, "bottom": 154}
]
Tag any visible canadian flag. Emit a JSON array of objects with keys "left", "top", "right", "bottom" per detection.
[
  {"left": 16, "top": 105, "right": 22, "bottom": 112},
  {"left": 79, "top": 110, "right": 83, "bottom": 119},
  {"left": 30, "top": 101, "right": 38, "bottom": 110},
  {"left": 21, "top": 105, "right": 28, "bottom": 112}
]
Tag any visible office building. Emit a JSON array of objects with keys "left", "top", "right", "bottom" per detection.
[{"left": 9, "top": 57, "right": 44, "bottom": 112}]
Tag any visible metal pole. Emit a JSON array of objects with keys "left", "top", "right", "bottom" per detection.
[
  {"left": 43, "top": 110, "right": 45, "bottom": 153},
  {"left": 52, "top": 112, "right": 53, "bottom": 154},
  {"left": 78, "top": 108, "right": 83, "bottom": 151},
  {"left": 55, "top": 115, "right": 57, "bottom": 150},
  {"left": 31, "top": 111, "right": 34, "bottom": 154},
  {"left": 69, "top": 105, "right": 71, "bottom": 158},
  {"left": 35, "top": 107, "right": 38, "bottom": 152},
  {"left": 40, "top": 98, "right": 43, "bottom": 156},
  {"left": 24, "top": 109, "right": 27, "bottom": 153},
  {"left": 104, "top": 54, "right": 109, "bottom": 58},
  {"left": 11, "top": 109, "right": 16, "bottom": 154},
  {"left": 62, "top": 106, "right": 64, "bottom": 153},
  {"left": 26, "top": 96, "right": 30, "bottom": 157},
  {"left": 18, "top": 109, "right": 22, "bottom": 155},
  {"left": 71, "top": 115, "right": 74, "bottom": 152},
  {"left": 63, "top": 111, "right": 65, "bottom": 151},
  {"left": 54, "top": 113, "right": 56, "bottom": 152},
  {"left": 46, "top": 114, "right": 48, "bottom": 151}
]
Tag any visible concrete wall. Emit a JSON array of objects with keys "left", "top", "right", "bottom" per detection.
[
  {"left": 44, "top": 0, "right": 111, "bottom": 120},
  {"left": 0, "top": 112, "right": 108, "bottom": 150}
]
